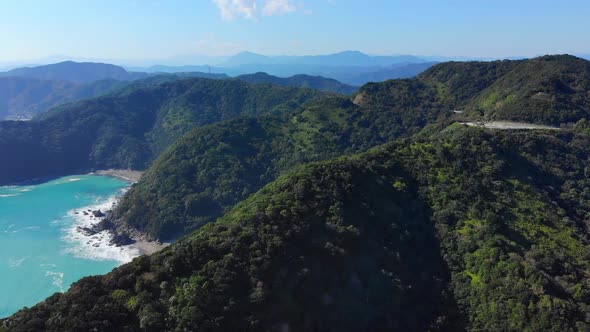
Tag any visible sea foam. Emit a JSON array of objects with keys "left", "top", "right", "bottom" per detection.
[{"left": 60, "top": 191, "right": 141, "bottom": 264}]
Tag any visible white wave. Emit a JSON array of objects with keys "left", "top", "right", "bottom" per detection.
[
  {"left": 60, "top": 189, "right": 140, "bottom": 264},
  {"left": 48, "top": 177, "right": 86, "bottom": 186},
  {"left": 8, "top": 256, "right": 30, "bottom": 268},
  {"left": 0, "top": 194, "right": 20, "bottom": 198},
  {"left": 45, "top": 271, "right": 65, "bottom": 292},
  {"left": 2, "top": 226, "right": 40, "bottom": 234}
]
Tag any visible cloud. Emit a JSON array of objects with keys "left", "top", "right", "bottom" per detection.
[
  {"left": 212, "top": 0, "right": 257, "bottom": 20},
  {"left": 212, "top": 0, "right": 301, "bottom": 20},
  {"left": 262, "top": 0, "right": 296, "bottom": 16}
]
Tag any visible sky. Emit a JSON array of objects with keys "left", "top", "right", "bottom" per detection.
[{"left": 1, "top": 0, "right": 590, "bottom": 64}]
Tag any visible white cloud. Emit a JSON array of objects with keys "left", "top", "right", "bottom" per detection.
[
  {"left": 212, "top": 0, "right": 301, "bottom": 20},
  {"left": 212, "top": 0, "right": 257, "bottom": 20},
  {"left": 262, "top": 0, "right": 296, "bottom": 16}
]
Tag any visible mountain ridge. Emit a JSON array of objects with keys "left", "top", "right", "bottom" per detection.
[
  {"left": 0, "top": 76, "right": 128, "bottom": 120},
  {"left": 0, "top": 61, "right": 149, "bottom": 84},
  {"left": 0, "top": 77, "right": 326, "bottom": 185}
]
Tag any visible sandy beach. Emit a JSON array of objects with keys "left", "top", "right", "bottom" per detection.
[{"left": 92, "top": 169, "right": 144, "bottom": 183}]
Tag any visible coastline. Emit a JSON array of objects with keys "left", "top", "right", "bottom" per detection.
[
  {"left": 66, "top": 178, "right": 168, "bottom": 263},
  {"left": 91, "top": 169, "right": 144, "bottom": 183}
]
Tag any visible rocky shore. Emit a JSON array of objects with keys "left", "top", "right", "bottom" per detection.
[
  {"left": 72, "top": 203, "right": 167, "bottom": 258},
  {"left": 67, "top": 170, "right": 169, "bottom": 260}
]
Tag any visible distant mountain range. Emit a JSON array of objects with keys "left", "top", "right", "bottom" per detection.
[
  {"left": 0, "top": 51, "right": 447, "bottom": 120},
  {"left": 0, "top": 51, "right": 448, "bottom": 88},
  {"left": 0, "top": 62, "right": 150, "bottom": 120},
  {"left": 0, "top": 59, "right": 376, "bottom": 120},
  {"left": 0, "top": 61, "right": 149, "bottom": 84},
  {"left": 128, "top": 51, "right": 439, "bottom": 85},
  {"left": 219, "top": 51, "right": 427, "bottom": 67},
  {"left": 0, "top": 77, "right": 127, "bottom": 120}
]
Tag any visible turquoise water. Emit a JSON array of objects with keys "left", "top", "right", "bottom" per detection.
[{"left": 0, "top": 175, "right": 131, "bottom": 318}]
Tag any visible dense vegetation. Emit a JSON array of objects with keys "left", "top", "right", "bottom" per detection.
[
  {"left": 236, "top": 72, "right": 358, "bottom": 94},
  {"left": 114, "top": 55, "right": 590, "bottom": 241},
  {"left": 4, "top": 127, "right": 590, "bottom": 331},
  {"left": 113, "top": 77, "right": 453, "bottom": 240},
  {"left": 3, "top": 55, "right": 590, "bottom": 331},
  {"left": 4, "top": 55, "right": 587, "bottom": 185},
  {"left": 0, "top": 78, "right": 324, "bottom": 184},
  {"left": 465, "top": 55, "right": 590, "bottom": 124}
]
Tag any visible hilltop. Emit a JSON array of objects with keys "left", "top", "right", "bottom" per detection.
[
  {"left": 236, "top": 72, "right": 358, "bottom": 95},
  {"left": 109, "top": 55, "right": 590, "bottom": 241},
  {"left": 0, "top": 61, "right": 148, "bottom": 84},
  {"left": 0, "top": 77, "right": 127, "bottom": 120}
]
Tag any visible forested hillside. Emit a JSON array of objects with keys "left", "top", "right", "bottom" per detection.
[
  {"left": 3, "top": 56, "right": 589, "bottom": 241},
  {"left": 112, "top": 55, "right": 590, "bottom": 241},
  {"left": 236, "top": 72, "right": 359, "bottom": 94},
  {"left": 467, "top": 55, "right": 590, "bottom": 124},
  {"left": 113, "top": 78, "right": 452, "bottom": 240},
  {"left": 0, "top": 78, "right": 323, "bottom": 184},
  {"left": 0, "top": 77, "right": 127, "bottom": 120},
  {"left": 4, "top": 127, "right": 590, "bottom": 331}
]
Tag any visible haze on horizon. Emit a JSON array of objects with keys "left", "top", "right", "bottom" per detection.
[{"left": 1, "top": 0, "right": 590, "bottom": 66}]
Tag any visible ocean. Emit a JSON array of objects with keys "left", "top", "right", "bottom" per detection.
[{"left": 0, "top": 175, "right": 138, "bottom": 318}]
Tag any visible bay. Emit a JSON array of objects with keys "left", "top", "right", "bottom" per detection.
[{"left": 0, "top": 175, "right": 133, "bottom": 318}]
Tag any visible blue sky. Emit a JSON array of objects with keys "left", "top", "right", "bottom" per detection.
[{"left": 1, "top": 0, "right": 589, "bottom": 62}]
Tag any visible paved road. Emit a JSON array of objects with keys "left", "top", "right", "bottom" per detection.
[{"left": 461, "top": 121, "right": 561, "bottom": 130}]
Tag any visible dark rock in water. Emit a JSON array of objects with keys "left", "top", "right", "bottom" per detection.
[
  {"left": 74, "top": 212, "right": 79, "bottom": 215},
  {"left": 92, "top": 210, "right": 105, "bottom": 218},
  {"left": 110, "top": 233, "right": 135, "bottom": 246},
  {"left": 77, "top": 226, "right": 94, "bottom": 236},
  {"left": 76, "top": 220, "right": 115, "bottom": 237},
  {"left": 90, "top": 219, "right": 115, "bottom": 233},
  {"left": 83, "top": 211, "right": 89, "bottom": 216}
]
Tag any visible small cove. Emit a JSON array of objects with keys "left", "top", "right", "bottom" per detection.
[{"left": 0, "top": 175, "right": 135, "bottom": 318}]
